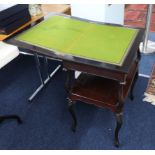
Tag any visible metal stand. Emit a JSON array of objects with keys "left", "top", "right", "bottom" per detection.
[
  {"left": 28, "top": 52, "right": 61, "bottom": 102},
  {"left": 142, "top": 4, "right": 154, "bottom": 53}
]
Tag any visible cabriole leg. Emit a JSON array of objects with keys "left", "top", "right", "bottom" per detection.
[
  {"left": 68, "top": 98, "right": 77, "bottom": 132},
  {"left": 114, "top": 112, "right": 123, "bottom": 147},
  {"left": 129, "top": 71, "right": 138, "bottom": 100},
  {"left": 65, "top": 70, "right": 75, "bottom": 92}
]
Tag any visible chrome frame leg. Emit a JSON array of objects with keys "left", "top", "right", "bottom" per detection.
[
  {"left": 28, "top": 52, "right": 61, "bottom": 102},
  {"left": 34, "top": 52, "right": 44, "bottom": 84},
  {"left": 43, "top": 56, "right": 50, "bottom": 79}
]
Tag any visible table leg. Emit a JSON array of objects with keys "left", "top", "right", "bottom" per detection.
[
  {"left": 65, "top": 70, "right": 75, "bottom": 93},
  {"left": 28, "top": 53, "right": 61, "bottom": 102},
  {"left": 0, "top": 115, "right": 22, "bottom": 124},
  {"left": 65, "top": 69, "right": 77, "bottom": 131},
  {"left": 28, "top": 52, "right": 44, "bottom": 101},
  {"left": 114, "top": 82, "right": 124, "bottom": 147},
  {"left": 137, "top": 48, "right": 141, "bottom": 61},
  {"left": 129, "top": 71, "right": 139, "bottom": 100},
  {"left": 43, "top": 56, "right": 50, "bottom": 79},
  {"left": 114, "top": 112, "right": 123, "bottom": 147},
  {"left": 68, "top": 98, "right": 77, "bottom": 132}
]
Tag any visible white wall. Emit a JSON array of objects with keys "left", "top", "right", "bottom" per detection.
[
  {"left": 104, "top": 4, "right": 125, "bottom": 25},
  {"left": 71, "top": 4, "right": 125, "bottom": 25}
]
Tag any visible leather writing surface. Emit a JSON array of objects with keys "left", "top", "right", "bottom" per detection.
[{"left": 16, "top": 15, "right": 138, "bottom": 66}]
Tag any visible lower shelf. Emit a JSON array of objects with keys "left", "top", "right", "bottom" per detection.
[{"left": 69, "top": 61, "right": 138, "bottom": 110}]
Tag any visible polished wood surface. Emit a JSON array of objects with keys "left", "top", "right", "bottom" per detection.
[
  {"left": 63, "top": 60, "right": 127, "bottom": 82},
  {"left": 41, "top": 4, "right": 70, "bottom": 15},
  {"left": 0, "top": 14, "right": 44, "bottom": 41},
  {"left": 68, "top": 60, "right": 138, "bottom": 112},
  {"left": 0, "top": 4, "right": 71, "bottom": 41}
]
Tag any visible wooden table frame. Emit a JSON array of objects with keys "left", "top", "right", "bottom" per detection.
[
  {"left": 5, "top": 13, "right": 144, "bottom": 147},
  {"left": 63, "top": 49, "right": 140, "bottom": 147},
  {"left": 0, "top": 14, "right": 44, "bottom": 41}
]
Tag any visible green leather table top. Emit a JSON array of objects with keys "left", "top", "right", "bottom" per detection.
[{"left": 16, "top": 15, "right": 138, "bottom": 66}]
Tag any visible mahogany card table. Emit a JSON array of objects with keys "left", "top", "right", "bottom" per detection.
[{"left": 6, "top": 14, "right": 144, "bottom": 147}]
